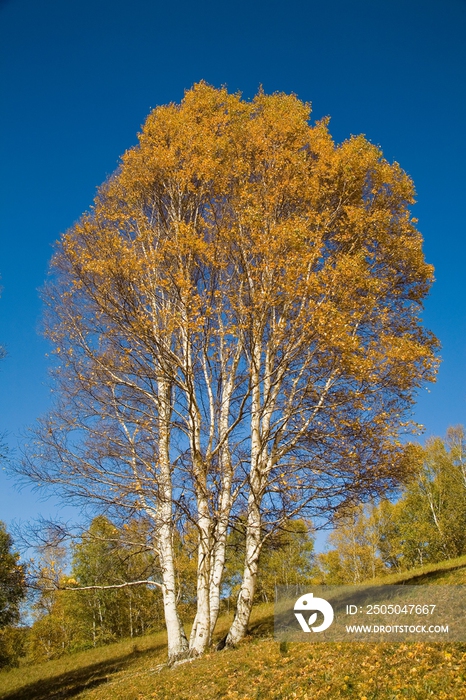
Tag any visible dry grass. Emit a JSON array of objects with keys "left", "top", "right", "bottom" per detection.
[
  {"left": 370, "top": 554, "right": 466, "bottom": 585},
  {"left": 0, "top": 632, "right": 168, "bottom": 700},
  {"left": 79, "top": 639, "right": 466, "bottom": 700}
]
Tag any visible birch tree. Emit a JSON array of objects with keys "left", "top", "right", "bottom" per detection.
[{"left": 21, "top": 83, "right": 438, "bottom": 657}]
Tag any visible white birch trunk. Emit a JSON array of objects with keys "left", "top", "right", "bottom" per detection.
[
  {"left": 189, "top": 504, "right": 212, "bottom": 654},
  {"left": 208, "top": 472, "right": 232, "bottom": 636},
  {"left": 225, "top": 337, "right": 263, "bottom": 645},
  {"left": 208, "top": 348, "right": 239, "bottom": 636},
  {"left": 157, "top": 377, "right": 189, "bottom": 662},
  {"left": 224, "top": 492, "right": 262, "bottom": 645},
  {"left": 182, "top": 327, "right": 212, "bottom": 656}
]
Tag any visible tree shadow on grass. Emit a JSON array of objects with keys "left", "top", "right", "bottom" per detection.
[
  {"left": 1, "top": 644, "right": 165, "bottom": 700},
  {"left": 248, "top": 612, "right": 274, "bottom": 637},
  {"left": 215, "top": 608, "right": 275, "bottom": 650}
]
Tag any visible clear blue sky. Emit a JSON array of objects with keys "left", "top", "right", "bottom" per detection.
[{"left": 0, "top": 0, "right": 465, "bottom": 532}]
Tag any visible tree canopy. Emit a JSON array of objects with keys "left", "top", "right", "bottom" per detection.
[{"left": 22, "top": 83, "right": 438, "bottom": 659}]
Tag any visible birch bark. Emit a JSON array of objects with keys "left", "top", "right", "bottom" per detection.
[
  {"left": 157, "top": 377, "right": 189, "bottom": 662},
  {"left": 225, "top": 333, "right": 264, "bottom": 645}
]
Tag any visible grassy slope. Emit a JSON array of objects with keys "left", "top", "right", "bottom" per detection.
[{"left": 1, "top": 556, "right": 466, "bottom": 700}]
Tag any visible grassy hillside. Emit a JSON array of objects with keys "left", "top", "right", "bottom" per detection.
[{"left": 2, "top": 557, "right": 466, "bottom": 700}]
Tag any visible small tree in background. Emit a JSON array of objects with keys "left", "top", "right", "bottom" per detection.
[
  {"left": 69, "top": 517, "right": 164, "bottom": 647},
  {"left": 224, "top": 519, "right": 314, "bottom": 604},
  {"left": 28, "top": 516, "right": 165, "bottom": 660},
  {"left": 315, "top": 503, "right": 389, "bottom": 584},
  {"left": 317, "top": 426, "right": 466, "bottom": 580},
  {"left": 0, "top": 521, "right": 27, "bottom": 668},
  {"left": 0, "top": 522, "right": 26, "bottom": 629},
  {"left": 392, "top": 427, "right": 466, "bottom": 567}
]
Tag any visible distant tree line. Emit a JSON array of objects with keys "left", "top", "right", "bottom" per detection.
[{"left": 315, "top": 426, "right": 466, "bottom": 583}]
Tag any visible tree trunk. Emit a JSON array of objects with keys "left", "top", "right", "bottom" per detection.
[
  {"left": 208, "top": 499, "right": 230, "bottom": 636},
  {"left": 225, "top": 341, "right": 263, "bottom": 646},
  {"left": 189, "top": 506, "right": 212, "bottom": 655},
  {"left": 159, "top": 527, "right": 189, "bottom": 662},
  {"left": 208, "top": 443, "right": 234, "bottom": 636},
  {"left": 157, "top": 377, "right": 189, "bottom": 662},
  {"left": 224, "top": 496, "right": 262, "bottom": 646},
  {"left": 208, "top": 343, "right": 241, "bottom": 637}
]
